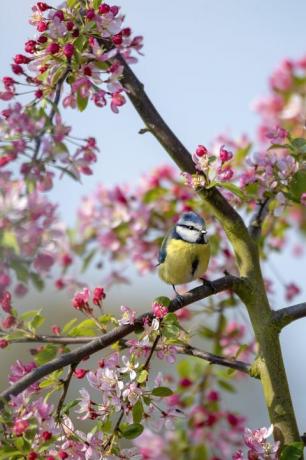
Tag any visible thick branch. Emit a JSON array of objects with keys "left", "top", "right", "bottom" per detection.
[
  {"left": 0, "top": 275, "right": 240, "bottom": 405},
  {"left": 248, "top": 198, "right": 270, "bottom": 240},
  {"left": 272, "top": 302, "right": 306, "bottom": 332}
]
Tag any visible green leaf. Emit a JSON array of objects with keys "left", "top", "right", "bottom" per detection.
[
  {"left": 153, "top": 296, "right": 171, "bottom": 307},
  {"left": 30, "top": 272, "right": 45, "bottom": 291},
  {"left": 81, "top": 249, "right": 96, "bottom": 272},
  {"left": 61, "top": 399, "right": 79, "bottom": 415},
  {"left": 152, "top": 386, "right": 173, "bottom": 397},
  {"left": 67, "top": 0, "right": 79, "bottom": 7},
  {"left": 120, "top": 423, "right": 144, "bottom": 439},
  {"left": 143, "top": 187, "right": 167, "bottom": 204},
  {"left": 177, "top": 359, "right": 192, "bottom": 378},
  {"left": 137, "top": 370, "right": 148, "bottom": 384},
  {"left": 63, "top": 318, "right": 78, "bottom": 334},
  {"left": 215, "top": 181, "right": 245, "bottom": 199},
  {"left": 35, "top": 344, "right": 58, "bottom": 366},
  {"left": 93, "top": 0, "right": 102, "bottom": 8},
  {"left": 0, "top": 230, "right": 19, "bottom": 253},
  {"left": 280, "top": 441, "right": 304, "bottom": 459},
  {"left": 132, "top": 399, "right": 144, "bottom": 423},
  {"left": 74, "top": 35, "right": 88, "bottom": 52},
  {"left": 77, "top": 91, "right": 89, "bottom": 112},
  {"left": 291, "top": 137, "right": 306, "bottom": 154},
  {"left": 28, "top": 312, "right": 45, "bottom": 332},
  {"left": 192, "top": 444, "right": 208, "bottom": 460},
  {"left": 69, "top": 318, "right": 98, "bottom": 336},
  {"left": 10, "top": 260, "right": 29, "bottom": 282},
  {"left": 217, "top": 379, "right": 236, "bottom": 393},
  {"left": 287, "top": 170, "right": 306, "bottom": 203},
  {"left": 39, "top": 370, "right": 63, "bottom": 388}
]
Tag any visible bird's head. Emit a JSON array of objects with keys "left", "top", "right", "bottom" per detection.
[{"left": 175, "top": 212, "right": 208, "bottom": 244}]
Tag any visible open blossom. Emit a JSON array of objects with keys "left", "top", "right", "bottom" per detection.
[
  {"left": 120, "top": 355, "right": 139, "bottom": 380},
  {"left": 118, "top": 305, "right": 136, "bottom": 325},
  {"left": 240, "top": 424, "right": 280, "bottom": 459}
]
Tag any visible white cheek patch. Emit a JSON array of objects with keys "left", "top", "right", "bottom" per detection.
[{"left": 176, "top": 226, "right": 199, "bottom": 243}]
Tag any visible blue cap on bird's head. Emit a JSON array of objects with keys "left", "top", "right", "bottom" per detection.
[{"left": 177, "top": 211, "right": 206, "bottom": 229}]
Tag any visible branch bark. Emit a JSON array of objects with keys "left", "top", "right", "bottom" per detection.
[
  {"left": 0, "top": 275, "right": 239, "bottom": 406},
  {"left": 272, "top": 302, "right": 306, "bottom": 332},
  {"left": 248, "top": 198, "right": 270, "bottom": 240}
]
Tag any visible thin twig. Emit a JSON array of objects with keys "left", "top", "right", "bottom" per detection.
[{"left": 56, "top": 363, "right": 78, "bottom": 419}]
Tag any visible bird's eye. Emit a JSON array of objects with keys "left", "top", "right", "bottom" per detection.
[{"left": 188, "top": 226, "right": 194, "bottom": 230}]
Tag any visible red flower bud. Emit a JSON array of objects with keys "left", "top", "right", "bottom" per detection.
[
  {"left": 58, "top": 452, "right": 69, "bottom": 459},
  {"left": 37, "top": 35, "right": 48, "bottom": 44},
  {"left": 122, "top": 27, "right": 131, "bottom": 37},
  {"left": 47, "top": 42, "right": 60, "bottom": 54},
  {"left": 35, "top": 89, "right": 43, "bottom": 99},
  {"left": 93, "top": 287, "right": 106, "bottom": 306},
  {"left": 66, "top": 20, "right": 74, "bottom": 31},
  {"left": 72, "top": 29, "right": 79, "bottom": 37},
  {"left": 41, "top": 431, "right": 52, "bottom": 441},
  {"left": 53, "top": 10, "right": 65, "bottom": 21},
  {"left": 110, "top": 5, "right": 119, "bottom": 16},
  {"left": 51, "top": 325, "right": 61, "bottom": 335},
  {"left": 83, "top": 66, "right": 92, "bottom": 76},
  {"left": 86, "top": 8, "right": 95, "bottom": 20},
  {"left": 37, "top": 2, "right": 51, "bottom": 11},
  {"left": 0, "top": 339, "right": 8, "bottom": 349},
  {"left": 37, "top": 21, "right": 48, "bottom": 32},
  {"left": 14, "top": 54, "right": 31, "bottom": 65},
  {"left": 112, "top": 33, "right": 123, "bottom": 46},
  {"left": 11, "top": 64, "right": 23, "bottom": 75},
  {"left": 74, "top": 368, "right": 87, "bottom": 379},
  {"left": 195, "top": 145, "right": 207, "bottom": 157},
  {"left": 98, "top": 3, "right": 110, "bottom": 14},
  {"left": 25, "top": 40, "right": 37, "bottom": 54},
  {"left": 63, "top": 43, "right": 74, "bottom": 59},
  {"left": 28, "top": 453, "right": 38, "bottom": 460}
]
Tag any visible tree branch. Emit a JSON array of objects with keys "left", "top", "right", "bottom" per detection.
[
  {"left": 117, "top": 52, "right": 257, "bottom": 281},
  {"left": 0, "top": 275, "right": 240, "bottom": 406},
  {"left": 248, "top": 198, "right": 270, "bottom": 240},
  {"left": 272, "top": 302, "right": 306, "bottom": 332}
]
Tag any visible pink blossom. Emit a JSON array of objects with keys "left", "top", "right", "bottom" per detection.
[
  {"left": 72, "top": 287, "right": 91, "bottom": 311},
  {"left": 33, "top": 252, "right": 55, "bottom": 272},
  {"left": 1, "top": 291, "right": 12, "bottom": 313},
  {"left": 118, "top": 305, "right": 136, "bottom": 325},
  {"left": 152, "top": 301, "right": 168, "bottom": 319},
  {"left": 133, "top": 429, "right": 167, "bottom": 460},
  {"left": 285, "top": 282, "right": 301, "bottom": 301},
  {"left": 300, "top": 192, "right": 306, "bottom": 206},
  {"left": 93, "top": 286, "right": 106, "bottom": 306},
  {"left": 111, "top": 91, "right": 126, "bottom": 113},
  {"left": 219, "top": 145, "right": 233, "bottom": 162},
  {"left": 12, "top": 419, "right": 29, "bottom": 436}
]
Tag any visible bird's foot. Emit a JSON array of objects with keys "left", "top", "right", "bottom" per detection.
[
  {"left": 172, "top": 285, "right": 185, "bottom": 307},
  {"left": 199, "top": 277, "right": 216, "bottom": 293}
]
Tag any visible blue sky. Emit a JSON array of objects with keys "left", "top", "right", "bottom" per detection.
[{"left": 1, "top": 0, "right": 306, "bottom": 430}]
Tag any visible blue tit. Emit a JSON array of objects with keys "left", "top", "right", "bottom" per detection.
[{"left": 158, "top": 211, "right": 210, "bottom": 291}]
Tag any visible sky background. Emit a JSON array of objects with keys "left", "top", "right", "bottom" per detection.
[{"left": 0, "top": 0, "right": 306, "bottom": 434}]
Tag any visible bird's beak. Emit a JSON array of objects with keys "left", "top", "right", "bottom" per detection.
[{"left": 201, "top": 229, "right": 208, "bottom": 244}]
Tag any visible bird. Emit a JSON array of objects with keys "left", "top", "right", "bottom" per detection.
[{"left": 158, "top": 211, "right": 210, "bottom": 295}]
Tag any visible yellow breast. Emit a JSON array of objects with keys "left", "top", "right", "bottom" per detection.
[{"left": 158, "top": 239, "right": 210, "bottom": 285}]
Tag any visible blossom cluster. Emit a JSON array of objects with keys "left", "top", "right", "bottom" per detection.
[
  {"left": 0, "top": 172, "right": 68, "bottom": 296},
  {"left": 0, "top": 0, "right": 143, "bottom": 186}
]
